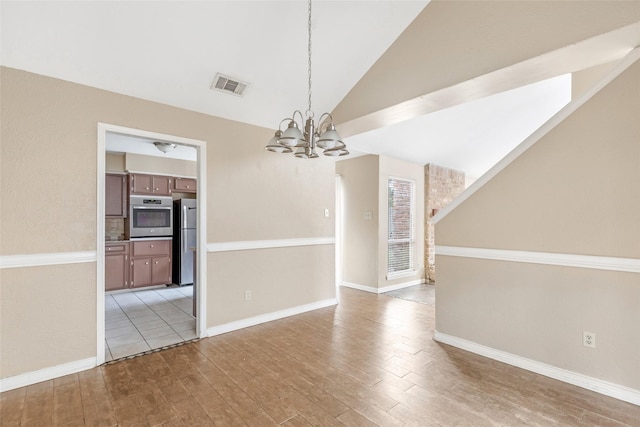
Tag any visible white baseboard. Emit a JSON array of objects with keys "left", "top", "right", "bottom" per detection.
[
  {"left": 379, "top": 279, "right": 425, "bottom": 293},
  {"left": 341, "top": 281, "right": 379, "bottom": 293},
  {"left": 433, "top": 331, "right": 640, "bottom": 406},
  {"left": 341, "top": 279, "right": 425, "bottom": 294},
  {"left": 0, "top": 357, "right": 96, "bottom": 393},
  {"left": 207, "top": 298, "right": 338, "bottom": 337}
]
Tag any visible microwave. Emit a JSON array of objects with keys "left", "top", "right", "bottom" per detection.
[{"left": 129, "top": 195, "right": 173, "bottom": 238}]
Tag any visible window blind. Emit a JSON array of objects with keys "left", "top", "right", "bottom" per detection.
[{"left": 388, "top": 178, "right": 415, "bottom": 274}]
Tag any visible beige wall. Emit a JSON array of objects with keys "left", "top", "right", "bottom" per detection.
[
  {"left": 125, "top": 152, "right": 197, "bottom": 178},
  {"left": 335, "top": 155, "right": 379, "bottom": 287},
  {"left": 105, "top": 152, "right": 125, "bottom": 172},
  {"left": 332, "top": 0, "right": 640, "bottom": 126},
  {"left": 336, "top": 154, "right": 425, "bottom": 289},
  {"left": 208, "top": 245, "right": 335, "bottom": 326},
  {"left": 0, "top": 264, "right": 96, "bottom": 378},
  {"left": 436, "top": 257, "right": 640, "bottom": 389},
  {"left": 571, "top": 60, "right": 620, "bottom": 100},
  {"left": 437, "top": 61, "right": 640, "bottom": 258},
  {"left": 435, "top": 59, "right": 640, "bottom": 390},
  {"left": 106, "top": 152, "right": 197, "bottom": 177},
  {"left": 0, "top": 67, "right": 336, "bottom": 378}
]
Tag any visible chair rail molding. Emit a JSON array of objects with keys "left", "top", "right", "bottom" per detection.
[{"left": 436, "top": 246, "right": 640, "bottom": 274}]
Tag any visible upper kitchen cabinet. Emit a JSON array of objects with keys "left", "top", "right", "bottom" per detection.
[
  {"left": 105, "top": 173, "right": 128, "bottom": 218},
  {"left": 173, "top": 177, "right": 196, "bottom": 193},
  {"left": 130, "top": 173, "right": 172, "bottom": 196}
]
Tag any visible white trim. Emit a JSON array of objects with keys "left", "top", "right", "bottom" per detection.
[
  {"left": 0, "top": 358, "right": 96, "bottom": 393},
  {"left": 335, "top": 174, "right": 344, "bottom": 305},
  {"left": 436, "top": 246, "right": 640, "bottom": 274},
  {"left": 433, "top": 47, "right": 640, "bottom": 225},
  {"left": 97, "top": 123, "right": 209, "bottom": 363},
  {"left": 433, "top": 331, "right": 640, "bottom": 406},
  {"left": 341, "top": 279, "right": 424, "bottom": 294},
  {"left": 0, "top": 251, "right": 97, "bottom": 269},
  {"left": 380, "top": 279, "right": 425, "bottom": 293},
  {"left": 196, "top": 139, "right": 208, "bottom": 339},
  {"left": 207, "top": 237, "right": 335, "bottom": 253},
  {"left": 97, "top": 124, "right": 106, "bottom": 365},
  {"left": 341, "top": 281, "right": 379, "bottom": 293},
  {"left": 386, "top": 269, "right": 418, "bottom": 280},
  {"left": 207, "top": 298, "right": 338, "bottom": 337}
]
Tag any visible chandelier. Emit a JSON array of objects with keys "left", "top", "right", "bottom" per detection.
[{"left": 265, "top": 0, "right": 348, "bottom": 158}]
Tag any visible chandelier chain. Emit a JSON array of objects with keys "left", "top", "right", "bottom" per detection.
[
  {"left": 307, "top": 0, "right": 313, "bottom": 118},
  {"left": 264, "top": 0, "right": 348, "bottom": 157}
]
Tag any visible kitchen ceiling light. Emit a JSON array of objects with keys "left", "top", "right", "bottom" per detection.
[
  {"left": 153, "top": 141, "right": 177, "bottom": 153},
  {"left": 264, "top": 0, "right": 348, "bottom": 158}
]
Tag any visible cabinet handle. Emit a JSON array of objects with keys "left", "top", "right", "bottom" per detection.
[
  {"left": 186, "top": 185, "right": 190, "bottom": 189},
  {"left": 107, "top": 247, "right": 111, "bottom": 251},
  {"left": 155, "top": 261, "right": 159, "bottom": 264},
  {"left": 145, "top": 261, "right": 149, "bottom": 265},
  {"left": 155, "top": 187, "right": 159, "bottom": 191},
  {"left": 150, "top": 244, "right": 154, "bottom": 248},
  {"left": 145, "top": 186, "right": 150, "bottom": 190}
]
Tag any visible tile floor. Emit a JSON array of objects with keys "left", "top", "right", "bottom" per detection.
[
  {"left": 105, "top": 285, "right": 196, "bottom": 362},
  {"left": 384, "top": 283, "right": 436, "bottom": 306}
]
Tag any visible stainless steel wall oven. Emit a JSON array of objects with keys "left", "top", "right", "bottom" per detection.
[{"left": 128, "top": 195, "right": 173, "bottom": 238}]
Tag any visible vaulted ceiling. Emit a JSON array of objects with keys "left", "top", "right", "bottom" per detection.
[{"left": 2, "top": 1, "right": 639, "bottom": 180}]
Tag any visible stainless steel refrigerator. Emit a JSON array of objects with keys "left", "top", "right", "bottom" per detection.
[{"left": 172, "top": 199, "right": 197, "bottom": 286}]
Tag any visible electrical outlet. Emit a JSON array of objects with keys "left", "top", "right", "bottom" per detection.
[
  {"left": 244, "top": 290, "right": 252, "bottom": 301},
  {"left": 583, "top": 331, "right": 596, "bottom": 348}
]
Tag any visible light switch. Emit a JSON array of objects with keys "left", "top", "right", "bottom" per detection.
[
  {"left": 364, "top": 211, "right": 372, "bottom": 220},
  {"left": 324, "top": 208, "right": 330, "bottom": 218}
]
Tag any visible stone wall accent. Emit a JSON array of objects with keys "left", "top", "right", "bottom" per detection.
[{"left": 425, "top": 164, "right": 465, "bottom": 283}]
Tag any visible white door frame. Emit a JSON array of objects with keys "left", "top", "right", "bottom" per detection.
[
  {"left": 335, "top": 174, "right": 343, "bottom": 302},
  {"left": 96, "top": 123, "right": 208, "bottom": 365}
]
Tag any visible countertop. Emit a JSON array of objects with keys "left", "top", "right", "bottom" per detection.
[{"left": 106, "top": 236, "right": 173, "bottom": 244}]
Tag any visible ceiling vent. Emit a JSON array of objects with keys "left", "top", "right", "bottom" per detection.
[{"left": 211, "top": 73, "right": 249, "bottom": 97}]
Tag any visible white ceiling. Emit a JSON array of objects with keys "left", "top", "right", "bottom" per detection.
[
  {"left": 347, "top": 74, "right": 572, "bottom": 180},
  {"left": 1, "top": 0, "right": 427, "bottom": 130},
  {"left": 106, "top": 132, "right": 198, "bottom": 162},
  {"left": 0, "top": 1, "right": 605, "bottom": 179}
]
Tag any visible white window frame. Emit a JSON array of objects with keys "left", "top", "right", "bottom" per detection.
[{"left": 386, "top": 176, "right": 416, "bottom": 279}]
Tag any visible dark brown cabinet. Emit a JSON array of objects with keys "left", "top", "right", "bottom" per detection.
[
  {"left": 105, "top": 242, "right": 129, "bottom": 291},
  {"left": 173, "top": 177, "right": 196, "bottom": 193},
  {"left": 130, "top": 239, "right": 172, "bottom": 288},
  {"left": 130, "top": 174, "right": 172, "bottom": 196},
  {"left": 105, "top": 174, "right": 127, "bottom": 217}
]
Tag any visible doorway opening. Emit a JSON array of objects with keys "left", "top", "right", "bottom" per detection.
[
  {"left": 97, "top": 123, "right": 207, "bottom": 364},
  {"left": 335, "top": 174, "right": 343, "bottom": 303}
]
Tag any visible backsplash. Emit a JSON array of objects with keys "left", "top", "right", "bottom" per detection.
[{"left": 106, "top": 218, "right": 125, "bottom": 241}]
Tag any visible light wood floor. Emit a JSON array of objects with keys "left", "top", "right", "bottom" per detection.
[{"left": 2, "top": 287, "right": 639, "bottom": 426}]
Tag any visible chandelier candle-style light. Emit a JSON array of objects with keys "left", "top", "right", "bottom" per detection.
[{"left": 265, "top": 0, "right": 348, "bottom": 158}]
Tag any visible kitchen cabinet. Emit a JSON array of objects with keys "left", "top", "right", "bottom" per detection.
[
  {"left": 130, "top": 174, "right": 172, "bottom": 196},
  {"left": 105, "top": 242, "right": 129, "bottom": 291},
  {"left": 105, "top": 174, "right": 127, "bottom": 217},
  {"left": 130, "top": 239, "right": 172, "bottom": 288},
  {"left": 173, "top": 177, "right": 196, "bottom": 193}
]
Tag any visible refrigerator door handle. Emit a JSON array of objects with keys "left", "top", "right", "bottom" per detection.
[
  {"left": 182, "top": 229, "right": 188, "bottom": 254},
  {"left": 183, "top": 205, "right": 187, "bottom": 229}
]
